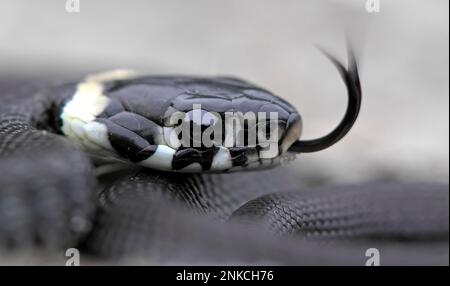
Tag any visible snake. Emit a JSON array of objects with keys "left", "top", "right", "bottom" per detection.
[{"left": 0, "top": 48, "right": 448, "bottom": 265}]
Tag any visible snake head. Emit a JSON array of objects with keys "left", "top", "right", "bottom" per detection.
[
  {"left": 59, "top": 46, "right": 361, "bottom": 173},
  {"left": 60, "top": 73, "right": 302, "bottom": 172}
]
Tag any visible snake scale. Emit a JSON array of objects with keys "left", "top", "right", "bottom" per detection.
[{"left": 0, "top": 62, "right": 448, "bottom": 265}]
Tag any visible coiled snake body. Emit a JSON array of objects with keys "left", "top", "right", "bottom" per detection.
[{"left": 0, "top": 51, "right": 448, "bottom": 265}]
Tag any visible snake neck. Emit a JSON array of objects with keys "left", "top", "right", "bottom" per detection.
[{"left": 30, "top": 83, "right": 78, "bottom": 134}]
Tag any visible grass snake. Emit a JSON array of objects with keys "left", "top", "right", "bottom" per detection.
[{"left": 0, "top": 49, "right": 448, "bottom": 265}]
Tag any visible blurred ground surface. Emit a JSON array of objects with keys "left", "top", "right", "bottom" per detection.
[{"left": 0, "top": 0, "right": 448, "bottom": 184}]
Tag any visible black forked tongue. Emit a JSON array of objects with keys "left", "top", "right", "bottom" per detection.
[{"left": 288, "top": 45, "right": 362, "bottom": 153}]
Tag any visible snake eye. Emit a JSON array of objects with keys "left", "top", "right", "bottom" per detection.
[
  {"left": 255, "top": 117, "right": 283, "bottom": 140},
  {"left": 181, "top": 109, "right": 221, "bottom": 147}
]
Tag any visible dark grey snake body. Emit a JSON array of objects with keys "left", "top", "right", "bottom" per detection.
[{"left": 0, "top": 79, "right": 448, "bottom": 265}]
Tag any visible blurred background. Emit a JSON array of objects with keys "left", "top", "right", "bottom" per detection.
[{"left": 0, "top": 0, "right": 448, "bottom": 185}]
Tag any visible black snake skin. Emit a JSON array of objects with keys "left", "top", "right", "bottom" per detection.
[{"left": 0, "top": 79, "right": 448, "bottom": 265}]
